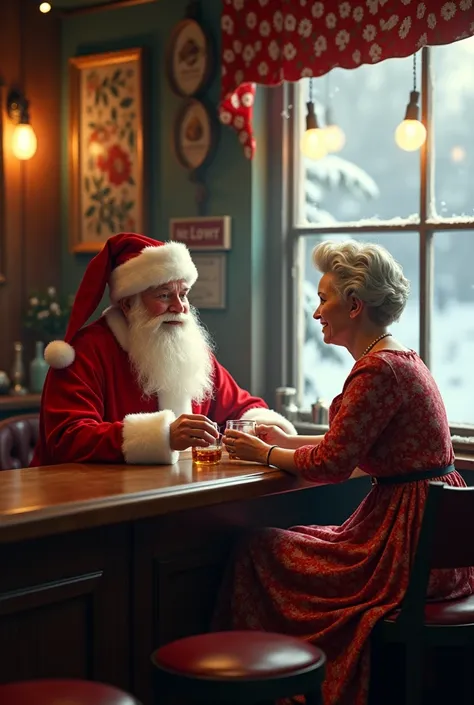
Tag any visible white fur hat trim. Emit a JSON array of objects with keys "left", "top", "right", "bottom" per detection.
[{"left": 110, "top": 241, "right": 198, "bottom": 303}]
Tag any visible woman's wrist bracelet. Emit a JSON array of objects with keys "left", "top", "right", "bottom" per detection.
[{"left": 266, "top": 445, "right": 278, "bottom": 466}]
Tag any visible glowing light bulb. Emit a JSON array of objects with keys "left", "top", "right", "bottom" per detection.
[
  {"left": 39, "top": 2, "right": 51, "bottom": 12},
  {"left": 395, "top": 90, "right": 426, "bottom": 152},
  {"left": 395, "top": 119, "right": 426, "bottom": 152},
  {"left": 301, "top": 128, "right": 327, "bottom": 160},
  {"left": 11, "top": 124, "right": 38, "bottom": 160}
]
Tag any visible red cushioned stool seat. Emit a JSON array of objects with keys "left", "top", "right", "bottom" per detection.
[
  {"left": 0, "top": 678, "right": 142, "bottom": 704},
  {"left": 384, "top": 593, "right": 474, "bottom": 627},
  {"left": 151, "top": 631, "right": 326, "bottom": 704}
]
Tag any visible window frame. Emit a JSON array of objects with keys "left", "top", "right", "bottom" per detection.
[{"left": 273, "top": 46, "right": 474, "bottom": 434}]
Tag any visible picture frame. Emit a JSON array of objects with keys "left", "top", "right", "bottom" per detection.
[
  {"left": 69, "top": 48, "right": 144, "bottom": 253},
  {"left": 188, "top": 253, "right": 226, "bottom": 310}
]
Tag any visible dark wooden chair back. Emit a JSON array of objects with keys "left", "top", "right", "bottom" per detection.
[
  {"left": 398, "top": 481, "right": 474, "bottom": 625},
  {"left": 429, "top": 483, "right": 474, "bottom": 568}
]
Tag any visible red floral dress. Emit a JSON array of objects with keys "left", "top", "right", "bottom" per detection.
[{"left": 217, "top": 351, "right": 474, "bottom": 705}]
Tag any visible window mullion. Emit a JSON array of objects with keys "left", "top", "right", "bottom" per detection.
[{"left": 419, "top": 46, "right": 433, "bottom": 367}]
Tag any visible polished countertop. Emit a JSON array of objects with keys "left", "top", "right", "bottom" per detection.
[
  {"left": 0, "top": 452, "right": 316, "bottom": 543},
  {"left": 1, "top": 450, "right": 471, "bottom": 545}
]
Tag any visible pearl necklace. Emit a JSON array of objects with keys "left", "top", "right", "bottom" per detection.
[{"left": 361, "top": 332, "right": 392, "bottom": 357}]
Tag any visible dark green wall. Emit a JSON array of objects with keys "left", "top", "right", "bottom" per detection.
[{"left": 61, "top": 0, "right": 273, "bottom": 396}]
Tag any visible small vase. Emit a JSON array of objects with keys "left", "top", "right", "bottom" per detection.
[{"left": 30, "top": 340, "right": 49, "bottom": 394}]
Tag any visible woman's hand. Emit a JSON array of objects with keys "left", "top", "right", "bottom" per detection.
[
  {"left": 223, "top": 429, "right": 270, "bottom": 464},
  {"left": 256, "top": 423, "right": 290, "bottom": 447}
]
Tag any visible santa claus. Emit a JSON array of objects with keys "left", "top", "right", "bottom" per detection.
[{"left": 31, "top": 232, "right": 295, "bottom": 466}]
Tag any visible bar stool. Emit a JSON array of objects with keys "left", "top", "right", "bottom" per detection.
[
  {"left": 0, "top": 678, "right": 142, "bottom": 704},
  {"left": 151, "top": 631, "right": 326, "bottom": 704}
]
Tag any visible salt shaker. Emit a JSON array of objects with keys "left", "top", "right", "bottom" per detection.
[{"left": 312, "top": 398, "right": 329, "bottom": 425}]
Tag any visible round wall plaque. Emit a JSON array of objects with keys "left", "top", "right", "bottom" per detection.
[
  {"left": 166, "top": 18, "right": 213, "bottom": 97},
  {"left": 174, "top": 99, "right": 216, "bottom": 171}
]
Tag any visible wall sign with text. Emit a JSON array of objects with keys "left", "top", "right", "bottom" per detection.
[{"left": 169, "top": 216, "right": 231, "bottom": 250}]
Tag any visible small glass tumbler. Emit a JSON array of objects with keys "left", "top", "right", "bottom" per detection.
[
  {"left": 192, "top": 422, "right": 222, "bottom": 465},
  {"left": 225, "top": 419, "right": 257, "bottom": 460}
]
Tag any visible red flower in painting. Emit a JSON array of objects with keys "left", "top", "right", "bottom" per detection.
[{"left": 99, "top": 144, "right": 132, "bottom": 186}]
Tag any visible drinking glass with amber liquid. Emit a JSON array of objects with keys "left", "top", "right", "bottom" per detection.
[
  {"left": 192, "top": 422, "right": 222, "bottom": 465},
  {"left": 225, "top": 419, "right": 257, "bottom": 459}
]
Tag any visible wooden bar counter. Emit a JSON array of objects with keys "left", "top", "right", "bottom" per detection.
[{"left": 1, "top": 450, "right": 454, "bottom": 703}]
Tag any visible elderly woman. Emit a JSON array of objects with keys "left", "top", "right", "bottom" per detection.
[{"left": 221, "top": 240, "right": 473, "bottom": 705}]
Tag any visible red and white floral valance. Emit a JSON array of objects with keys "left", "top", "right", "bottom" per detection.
[{"left": 219, "top": 0, "right": 474, "bottom": 159}]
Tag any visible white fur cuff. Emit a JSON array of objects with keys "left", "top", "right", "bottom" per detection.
[
  {"left": 122, "top": 409, "right": 179, "bottom": 465},
  {"left": 240, "top": 408, "right": 297, "bottom": 435}
]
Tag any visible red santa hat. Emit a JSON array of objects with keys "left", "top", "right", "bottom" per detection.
[{"left": 45, "top": 232, "right": 198, "bottom": 369}]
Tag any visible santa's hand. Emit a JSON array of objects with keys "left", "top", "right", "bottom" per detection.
[
  {"left": 169, "top": 414, "right": 219, "bottom": 451},
  {"left": 223, "top": 429, "right": 269, "bottom": 464},
  {"left": 256, "top": 423, "right": 289, "bottom": 447}
]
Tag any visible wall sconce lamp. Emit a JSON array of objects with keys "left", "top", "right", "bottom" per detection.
[{"left": 7, "top": 89, "right": 38, "bottom": 160}]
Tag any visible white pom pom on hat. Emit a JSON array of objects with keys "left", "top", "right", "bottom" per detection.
[{"left": 44, "top": 340, "right": 75, "bottom": 369}]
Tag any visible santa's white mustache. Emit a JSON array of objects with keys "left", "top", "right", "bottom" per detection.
[
  {"left": 137, "top": 312, "right": 189, "bottom": 331},
  {"left": 158, "top": 313, "right": 188, "bottom": 324}
]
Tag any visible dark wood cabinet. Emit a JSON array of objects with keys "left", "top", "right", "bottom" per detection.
[{"left": 0, "top": 525, "right": 131, "bottom": 690}]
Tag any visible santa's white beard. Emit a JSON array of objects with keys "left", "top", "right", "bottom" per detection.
[{"left": 127, "top": 299, "right": 214, "bottom": 404}]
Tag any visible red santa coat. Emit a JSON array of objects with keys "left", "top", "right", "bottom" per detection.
[{"left": 32, "top": 309, "right": 295, "bottom": 467}]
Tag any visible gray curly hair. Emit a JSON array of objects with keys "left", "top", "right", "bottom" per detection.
[{"left": 312, "top": 240, "right": 410, "bottom": 326}]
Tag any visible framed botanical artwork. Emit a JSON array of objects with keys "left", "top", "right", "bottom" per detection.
[{"left": 69, "top": 48, "right": 144, "bottom": 253}]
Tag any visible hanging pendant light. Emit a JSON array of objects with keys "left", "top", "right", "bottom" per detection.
[
  {"left": 300, "top": 78, "right": 327, "bottom": 161},
  {"left": 323, "top": 74, "right": 345, "bottom": 153},
  {"left": 395, "top": 53, "right": 426, "bottom": 152},
  {"left": 7, "top": 90, "right": 38, "bottom": 161}
]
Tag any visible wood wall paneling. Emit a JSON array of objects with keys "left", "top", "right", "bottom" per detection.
[{"left": 0, "top": 0, "right": 61, "bottom": 376}]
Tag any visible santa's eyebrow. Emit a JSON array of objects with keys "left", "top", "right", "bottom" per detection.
[{"left": 152, "top": 284, "right": 190, "bottom": 294}]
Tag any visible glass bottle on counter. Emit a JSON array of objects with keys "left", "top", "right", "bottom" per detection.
[{"left": 30, "top": 341, "right": 49, "bottom": 393}]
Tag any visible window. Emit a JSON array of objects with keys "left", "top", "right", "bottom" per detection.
[{"left": 288, "top": 41, "right": 474, "bottom": 427}]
